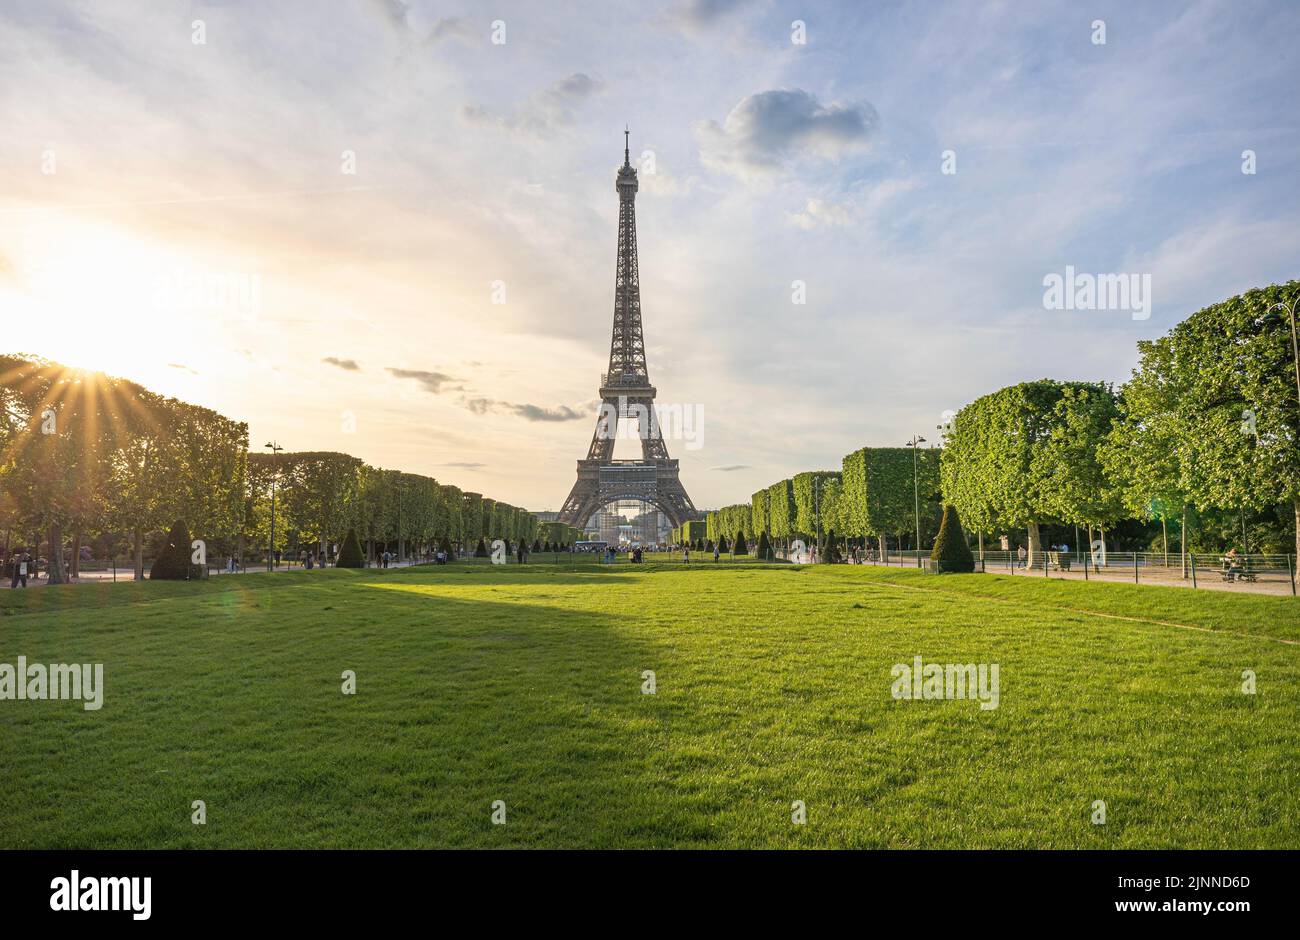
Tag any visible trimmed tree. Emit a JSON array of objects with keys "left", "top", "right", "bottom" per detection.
[
  {"left": 474, "top": 538, "right": 488, "bottom": 558},
  {"left": 930, "top": 504, "right": 975, "bottom": 573},
  {"left": 337, "top": 527, "right": 364, "bottom": 568},
  {"left": 756, "top": 530, "right": 771, "bottom": 560},
  {"left": 733, "top": 531, "right": 748, "bottom": 555},
  {"left": 150, "top": 519, "right": 197, "bottom": 580}
]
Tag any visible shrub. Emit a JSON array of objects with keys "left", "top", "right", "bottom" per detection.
[
  {"left": 337, "top": 528, "right": 364, "bottom": 568},
  {"left": 717, "top": 535, "right": 729, "bottom": 553},
  {"left": 438, "top": 537, "right": 454, "bottom": 560},
  {"left": 756, "top": 531, "right": 771, "bottom": 560},
  {"left": 474, "top": 538, "right": 489, "bottom": 558},
  {"left": 930, "top": 504, "right": 975, "bottom": 573},
  {"left": 733, "top": 531, "right": 749, "bottom": 555},
  {"left": 150, "top": 519, "right": 199, "bottom": 580}
]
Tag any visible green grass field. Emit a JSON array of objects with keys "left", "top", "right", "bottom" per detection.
[{"left": 2, "top": 563, "right": 1298, "bottom": 848}]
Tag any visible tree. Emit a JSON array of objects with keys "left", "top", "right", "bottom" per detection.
[
  {"left": 733, "top": 531, "right": 748, "bottom": 555},
  {"left": 843, "top": 447, "right": 941, "bottom": 559},
  {"left": 767, "top": 479, "right": 795, "bottom": 548},
  {"left": 940, "top": 380, "right": 1113, "bottom": 562},
  {"left": 337, "top": 527, "right": 364, "bottom": 568},
  {"left": 474, "top": 537, "right": 488, "bottom": 558},
  {"left": 150, "top": 519, "right": 197, "bottom": 580},
  {"left": 1105, "top": 281, "right": 1300, "bottom": 558},
  {"left": 751, "top": 488, "right": 770, "bottom": 539},
  {"left": 930, "top": 504, "right": 975, "bottom": 573},
  {"left": 756, "top": 530, "right": 771, "bottom": 560}
]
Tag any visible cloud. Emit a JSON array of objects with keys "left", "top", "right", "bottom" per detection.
[
  {"left": 788, "top": 198, "right": 854, "bottom": 230},
  {"left": 387, "top": 367, "right": 458, "bottom": 393},
  {"left": 671, "top": 0, "right": 752, "bottom": 33},
  {"left": 708, "top": 464, "right": 751, "bottom": 471},
  {"left": 167, "top": 363, "right": 198, "bottom": 374},
  {"left": 424, "top": 17, "right": 476, "bottom": 45},
  {"left": 463, "top": 397, "right": 586, "bottom": 421},
  {"left": 322, "top": 356, "right": 360, "bottom": 371},
  {"left": 462, "top": 73, "right": 603, "bottom": 137},
  {"left": 440, "top": 461, "right": 487, "bottom": 469},
  {"left": 696, "top": 89, "right": 878, "bottom": 179},
  {"left": 366, "top": 0, "right": 411, "bottom": 36}
]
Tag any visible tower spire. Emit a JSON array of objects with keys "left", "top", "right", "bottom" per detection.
[{"left": 624, "top": 126, "right": 630, "bottom": 166}]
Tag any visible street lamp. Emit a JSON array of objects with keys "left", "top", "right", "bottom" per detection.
[
  {"left": 1265, "top": 295, "right": 1300, "bottom": 425},
  {"left": 905, "top": 435, "right": 926, "bottom": 568},
  {"left": 264, "top": 441, "right": 283, "bottom": 571}
]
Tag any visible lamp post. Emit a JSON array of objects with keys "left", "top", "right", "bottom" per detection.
[
  {"left": 1265, "top": 296, "right": 1300, "bottom": 416},
  {"left": 264, "top": 441, "right": 283, "bottom": 572},
  {"left": 1265, "top": 294, "right": 1300, "bottom": 564},
  {"left": 905, "top": 435, "right": 926, "bottom": 568},
  {"left": 813, "top": 475, "right": 822, "bottom": 564}
]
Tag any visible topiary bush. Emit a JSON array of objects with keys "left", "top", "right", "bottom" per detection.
[
  {"left": 438, "top": 537, "right": 454, "bottom": 560},
  {"left": 717, "top": 535, "right": 729, "bottom": 553},
  {"left": 930, "top": 503, "right": 975, "bottom": 573},
  {"left": 756, "top": 531, "right": 771, "bottom": 560},
  {"left": 337, "top": 528, "right": 364, "bottom": 568},
  {"left": 150, "top": 519, "right": 199, "bottom": 580},
  {"left": 474, "top": 538, "right": 489, "bottom": 558},
  {"left": 733, "top": 531, "right": 748, "bottom": 555}
]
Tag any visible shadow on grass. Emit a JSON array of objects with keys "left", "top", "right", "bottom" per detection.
[{"left": 0, "top": 572, "right": 713, "bottom": 849}]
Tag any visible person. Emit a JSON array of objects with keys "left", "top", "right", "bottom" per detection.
[
  {"left": 683, "top": 546, "right": 690, "bottom": 564},
  {"left": 305, "top": 553, "right": 314, "bottom": 570},
  {"left": 8, "top": 551, "right": 18, "bottom": 589},
  {"left": 382, "top": 550, "right": 390, "bottom": 568},
  {"left": 1017, "top": 544, "right": 1027, "bottom": 569},
  {"left": 713, "top": 544, "right": 721, "bottom": 563},
  {"left": 18, "top": 552, "right": 31, "bottom": 588},
  {"left": 226, "top": 555, "right": 235, "bottom": 574}
]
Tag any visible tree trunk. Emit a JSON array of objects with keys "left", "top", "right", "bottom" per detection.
[
  {"left": 1180, "top": 509, "right": 1188, "bottom": 580},
  {"left": 47, "top": 522, "right": 67, "bottom": 584},
  {"left": 1027, "top": 520, "right": 1042, "bottom": 568},
  {"left": 70, "top": 529, "right": 81, "bottom": 578},
  {"left": 879, "top": 534, "right": 887, "bottom": 563},
  {"left": 1099, "top": 524, "right": 1108, "bottom": 566},
  {"left": 978, "top": 531, "right": 984, "bottom": 563},
  {"left": 133, "top": 527, "right": 144, "bottom": 580},
  {"left": 1294, "top": 497, "right": 1300, "bottom": 566}
]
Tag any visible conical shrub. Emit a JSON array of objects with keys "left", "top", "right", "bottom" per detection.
[
  {"left": 733, "top": 531, "right": 749, "bottom": 555},
  {"left": 337, "top": 528, "right": 364, "bottom": 568},
  {"left": 756, "top": 531, "right": 771, "bottom": 560},
  {"left": 150, "top": 519, "right": 197, "bottom": 580},
  {"left": 930, "top": 504, "right": 975, "bottom": 573}
]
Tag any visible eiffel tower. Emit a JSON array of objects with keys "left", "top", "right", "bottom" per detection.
[{"left": 557, "top": 131, "right": 699, "bottom": 531}]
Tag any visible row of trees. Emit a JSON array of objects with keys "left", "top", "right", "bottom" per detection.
[
  {"left": 682, "top": 447, "right": 943, "bottom": 561},
  {"left": 705, "top": 281, "right": 1300, "bottom": 563},
  {"left": 0, "top": 355, "right": 542, "bottom": 581}
]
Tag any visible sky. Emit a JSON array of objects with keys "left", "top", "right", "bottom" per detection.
[{"left": 1, "top": 0, "right": 1298, "bottom": 512}]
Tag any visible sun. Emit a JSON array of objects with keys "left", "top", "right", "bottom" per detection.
[{"left": 1, "top": 216, "right": 243, "bottom": 389}]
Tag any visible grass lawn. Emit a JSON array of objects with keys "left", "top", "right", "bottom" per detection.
[{"left": 2, "top": 563, "right": 1298, "bottom": 849}]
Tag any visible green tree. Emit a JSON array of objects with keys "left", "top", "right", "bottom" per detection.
[{"left": 930, "top": 504, "right": 975, "bottom": 573}]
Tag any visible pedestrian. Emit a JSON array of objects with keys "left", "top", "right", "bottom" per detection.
[
  {"left": 713, "top": 544, "right": 720, "bottom": 563},
  {"left": 18, "top": 552, "right": 31, "bottom": 588},
  {"left": 683, "top": 546, "right": 690, "bottom": 564},
  {"left": 1017, "top": 544, "right": 1027, "bottom": 569}
]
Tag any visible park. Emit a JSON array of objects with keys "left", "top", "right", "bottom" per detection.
[{"left": 2, "top": 560, "right": 1297, "bottom": 849}]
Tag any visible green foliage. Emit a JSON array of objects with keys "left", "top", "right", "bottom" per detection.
[
  {"left": 767, "top": 480, "right": 795, "bottom": 539},
  {"left": 793, "top": 470, "right": 840, "bottom": 536},
  {"left": 1102, "top": 281, "right": 1300, "bottom": 556},
  {"left": 149, "top": 519, "right": 197, "bottom": 580},
  {"left": 940, "top": 380, "right": 1113, "bottom": 542},
  {"left": 756, "top": 530, "right": 771, "bottom": 559},
  {"left": 733, "top": 531, "right": 748, "bottom": 555},
  {"left": 337, "top": 528, "right": 364, "bottom": 568},
  {"left": 474, "top": 538, "right": 488, "bottom": 558},
  {"left": 842, "top": 447, "right": 941, "bottom": 539},
  {"left": 751, "top": 488, "right": 770, "bottom": 535},
  {"left": 930, "top": 504, "right": 975, "bottom": 573}
]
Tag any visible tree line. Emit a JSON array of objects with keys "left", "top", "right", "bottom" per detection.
[
  {"left": 0, "top": 355, "right": 548, "bottom": 582},
  {"left": 694, "top": 281, "right": 1300, "bottom": 562}
]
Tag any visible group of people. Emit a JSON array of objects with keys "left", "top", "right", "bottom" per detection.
[{"left": 4, "top": 550, "right": 36, "bottom": 588}]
